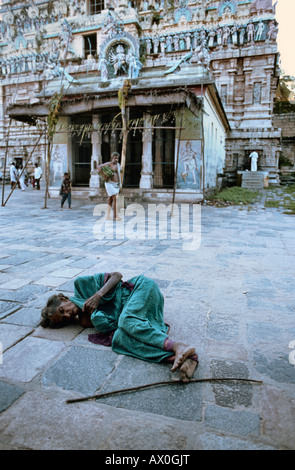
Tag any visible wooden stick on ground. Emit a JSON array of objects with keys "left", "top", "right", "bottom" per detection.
[{"left": 66, "top": 377, "right": 263, "bottom": 404}]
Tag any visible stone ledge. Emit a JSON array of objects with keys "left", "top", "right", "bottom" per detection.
[{"left": 49, "top": 187, "right": 204, "bottom": 203}]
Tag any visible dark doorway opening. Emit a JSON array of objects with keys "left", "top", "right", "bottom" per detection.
[
  {"left": 84, "top": 33, "right": 97, "bottom": 59},
  {"left": 152, "top": 118, "right": 175, "bottom": 188},
  {"left": 72, "top": 116, "right": 92, "bottom": 186},
  {"left": 100, "top": 114, "right": 142, "bottom": 187}
]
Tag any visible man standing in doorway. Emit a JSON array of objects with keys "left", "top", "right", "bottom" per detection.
[
  {"left": 249, "top": 151, "right": 259, "bottom": 172},
  {"left": 34, "top": 163, "right": 42, "bottom": 190}
]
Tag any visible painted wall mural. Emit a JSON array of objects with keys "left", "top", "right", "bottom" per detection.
[
  {"left": 50, "top": 144, "right": 67, "bottom": 187},
  {"left": 177, "top": 140, "right": 202, "bottom": 190}
]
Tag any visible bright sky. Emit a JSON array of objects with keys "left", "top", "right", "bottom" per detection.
[{"left": 276, "top": 0, "right": 295, "bottom": 76}]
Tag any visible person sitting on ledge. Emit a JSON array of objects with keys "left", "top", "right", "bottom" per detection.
[{"left": 40, "top": 272, "right": 198, "bottom": 382}]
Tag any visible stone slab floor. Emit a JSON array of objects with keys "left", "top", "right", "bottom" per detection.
[{"left": 0, "top": 187, "right": 294, "bottom": 450}]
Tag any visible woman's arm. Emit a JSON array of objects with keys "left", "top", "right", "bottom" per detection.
[{"left": 82, "top": 272, "right": 122, "bottom": 314}]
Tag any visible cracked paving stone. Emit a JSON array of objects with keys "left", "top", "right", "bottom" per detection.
[{"left": 42, "top": 346, "right": 118, "bottom": 395}]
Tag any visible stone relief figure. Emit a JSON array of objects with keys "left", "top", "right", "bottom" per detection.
[
  {"left": 0, "top": 59, "right": 6, "bottom": 75},
  {"left": 0, "top": 21, "right": 7, "bottom": 42},
  {"left": 102, "top": 11, "right": 124, "bottom": 39},
  {"left": 185, "top": 32, "right": 191, "bottom": 50},
  {"left": 69, "top": 0, "right": 86, "bottom": 16},
  {"left": 153, "top": 36, "right": 160, "bottom": 54},
  {"left": 208, "top": 30, "right": 215, "bottom": 48},
  {"left": 191, "top": 31, "right": 199, "bottom": 49},
  {"left": 54, "top": 1, "right": 68, "bottom": 19},
  {"left": 106, "top": 43, "right": 142, "bottom": 79},
  {"left": 267, "top": 20, "right": 278, "bottom": 41},
  {"left": 218, "top": 0, "right": 238, "bottom": 16},
  {"left": 179, "top": 33, "right": 186, "bottom": 50},
  {"left": 231, "top": 25, "right": 238, "bottom": 46},
  {"left": 44, "top": 56, "right": 78, "bottom": 83},
  {"left": 173, "top": 34, "right": 179, "bottom": 52},
  {"left": 247, "top": 22, "right": 255, "bottom": 42},
  {"left": 250, "top": 0, "right": 275, "bottom": 15},
  {"left": 14, "top": 31, "right": 27, "bottom": 51},
  {"left": 59, "top": 19, "right": 75, "bottom": 60},
  {"left": 222, "top": 26, "right": 230, "bottom": 46},
  {"left": 109, "top": 44, "right": 128, "bottom": 76},
  {"left": 160, "top": 37, "right": 166, "bottom": 56},
  {"left": 126, "top": 50, "right": 143, "bottom": 78},
  {"left": 199, "top": 27, "right": 207, "bottom": 45},
  {"left": 192, "top": 40, "right": 210, "bottom": 68},
  {"left": 217, "top": 27, "right": 223, "bottom": 46},
  {"left": 255, "top": 21, "right": 265, "bottom": 41},
  {"left": 145, "top": 38, "right": 152, "bottom": 55},
  {"left": 253, "top": 82, "right": 262, "bottom": 104},
  {"left": 165, "top": 35, "right": 173, "bottom": 52},
  {"left": 98, "top": 56, "right": 109, "bottom": 81},
  {"left": 239, "top": 26, "right": 245, "bottom": 45},
  {"left": 28, "top": 5, "right": 40, "bottom": 27},
  {"left": 2, "top": 11, "right": 14, "bottom": 40}
]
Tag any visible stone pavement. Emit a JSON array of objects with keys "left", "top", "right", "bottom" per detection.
[{"left": 0, "top": 186, "right": 295, "bottom": 450}]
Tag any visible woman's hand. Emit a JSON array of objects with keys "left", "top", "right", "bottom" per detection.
[
  {"left": 82, "top": 293, "right": 101, "bottom": 314},
  {"left": 82, "top": 272, "right": 122, "bottom": 314}
]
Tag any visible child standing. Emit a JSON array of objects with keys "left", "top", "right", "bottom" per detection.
[{"left": 60, "top": 172, "right": 72, "bottom": 209}]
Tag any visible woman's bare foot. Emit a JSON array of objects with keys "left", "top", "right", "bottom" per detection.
[
  {"left": 179, "top": 358, "right": 198, "bottom": 382},
  {"left": 170, "top": 342, "right": 196, "bottom": 372}
]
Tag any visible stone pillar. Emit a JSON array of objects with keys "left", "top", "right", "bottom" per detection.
[
  {"left": 90, "top": 114, "right": 102, "bottom": 188},
  {"left": 139, "top": 112, "right": 153, "bottom": 189}
]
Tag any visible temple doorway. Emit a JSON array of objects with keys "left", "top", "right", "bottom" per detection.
[
  {"left": 71, "top": 116, "right": 92, "bottom": 186},
  {"left": 152, "top": 118, "right": 175, "bottom": 188},
  {"left": 101, "top": 116, "right": 142, "bottom": 187}
]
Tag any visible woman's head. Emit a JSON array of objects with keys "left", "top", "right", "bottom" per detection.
[{"left": 40, "top": 294, "right": 80, "bottom": 328}]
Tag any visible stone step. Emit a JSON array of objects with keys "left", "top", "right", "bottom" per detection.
[
  {"left": 241, "top": 171, "right": 265, "bottom": 189},
  {"left": 242, "top": 174, "right": 264, "bottom": 180},
  {"left": 241, "top": 183, "right": 264, "bottom": 190},
  {"left": 242, "top": 176, "right": 264, "bottom": 180}
]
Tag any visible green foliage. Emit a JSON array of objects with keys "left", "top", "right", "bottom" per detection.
[
  {"left": 118, "top": 80, "right": 131, "bottom": 110},
  {"left": 279, "top": 153, "right": 293, "bottom": 168},
  {"left": 264, "top": 199, "right": 280, "bottom": 207},
  {"left": 283, "top": 184, "right": 295, "bottom": 194},
  {"left": 47, "top": 92, "right": 63, "bottom": 138},
  {"left": 208, "top": 186, "right": 260, "bottom": 205}
]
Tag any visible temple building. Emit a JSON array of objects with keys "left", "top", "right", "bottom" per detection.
[{"left": 0, "top": 0, "right": 281, "bottom": 201}]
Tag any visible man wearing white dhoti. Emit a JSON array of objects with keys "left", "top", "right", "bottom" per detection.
[
  {"left": 10, "top": 162, "right": 18, "bottom": 189},
  {"left": 98, "top": 152, "right": 122, "bottom": 221},
  {"left": 249, "top": 151, "right": 259, "bottom": 172}
]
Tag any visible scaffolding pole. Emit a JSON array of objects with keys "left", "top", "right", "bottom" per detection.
[
  {"left": 171, "top": 108, "right": 185, "bottom": 217},
  {"left": 2, "top": 129, "right": 45, "bottom": 207},
  {"left": 1, "top": 118, "right": 12, "bottom": 207}
]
